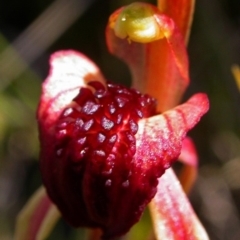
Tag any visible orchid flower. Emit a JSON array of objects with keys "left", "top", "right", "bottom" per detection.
[{"left": 14, "top": 1, "right": 209, "bottom": 240}]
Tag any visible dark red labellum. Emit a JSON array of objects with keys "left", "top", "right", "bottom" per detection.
[{"left": 41, "top": 81, "right": 158, "bottom": 239}]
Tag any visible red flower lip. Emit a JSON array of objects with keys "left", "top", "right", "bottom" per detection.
[
  {"left": 50, "top": 81, "right": 157, "bottom": 234},
  {"left": 37, "top": 50, "right": 209, "bottom": 239}
]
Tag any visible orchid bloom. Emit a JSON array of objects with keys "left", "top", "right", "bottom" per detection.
[{"left": 14, "top": 1, "right": 209, "bottom": 240}]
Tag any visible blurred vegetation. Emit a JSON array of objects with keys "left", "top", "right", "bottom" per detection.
[{"left": 0, "top": 0, "right": 240, "bottom": 239}]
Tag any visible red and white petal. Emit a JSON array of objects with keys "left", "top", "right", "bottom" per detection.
[
  {"left": 38, "top": 50, "right": 106, "bottom": 129},
  {"left": 14, "top": 186, "right": 60, "bottom": 240},
  {"left": 106, "top": 3, "right": 189, "bottom": 111},
  {"left": 149, "top": 169, "right": 209, "bottom": 240},
  {"left": 135, "top": 93, "right": 209, "bottom": 172},
  {"left": 157, "top": 0, "right": 196, "bottom": 44}
]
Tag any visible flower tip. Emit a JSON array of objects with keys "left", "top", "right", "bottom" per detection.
[
  {"left": 110, "top": 2, "right": 169, "bottom": 43},
  {"left": 189, "top": 93, "right": 210, "bottom": 114},
  {"left": 48, "top": 50, "right": 105, "bottom": 83}
]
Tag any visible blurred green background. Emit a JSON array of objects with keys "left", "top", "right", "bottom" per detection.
[{"left": 0, "top": 0, "right": 240, "bottom": 239}]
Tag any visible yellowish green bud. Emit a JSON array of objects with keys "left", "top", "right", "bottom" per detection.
[{"left": 112, "top": 3, "right": 165, "bottom": 43}]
